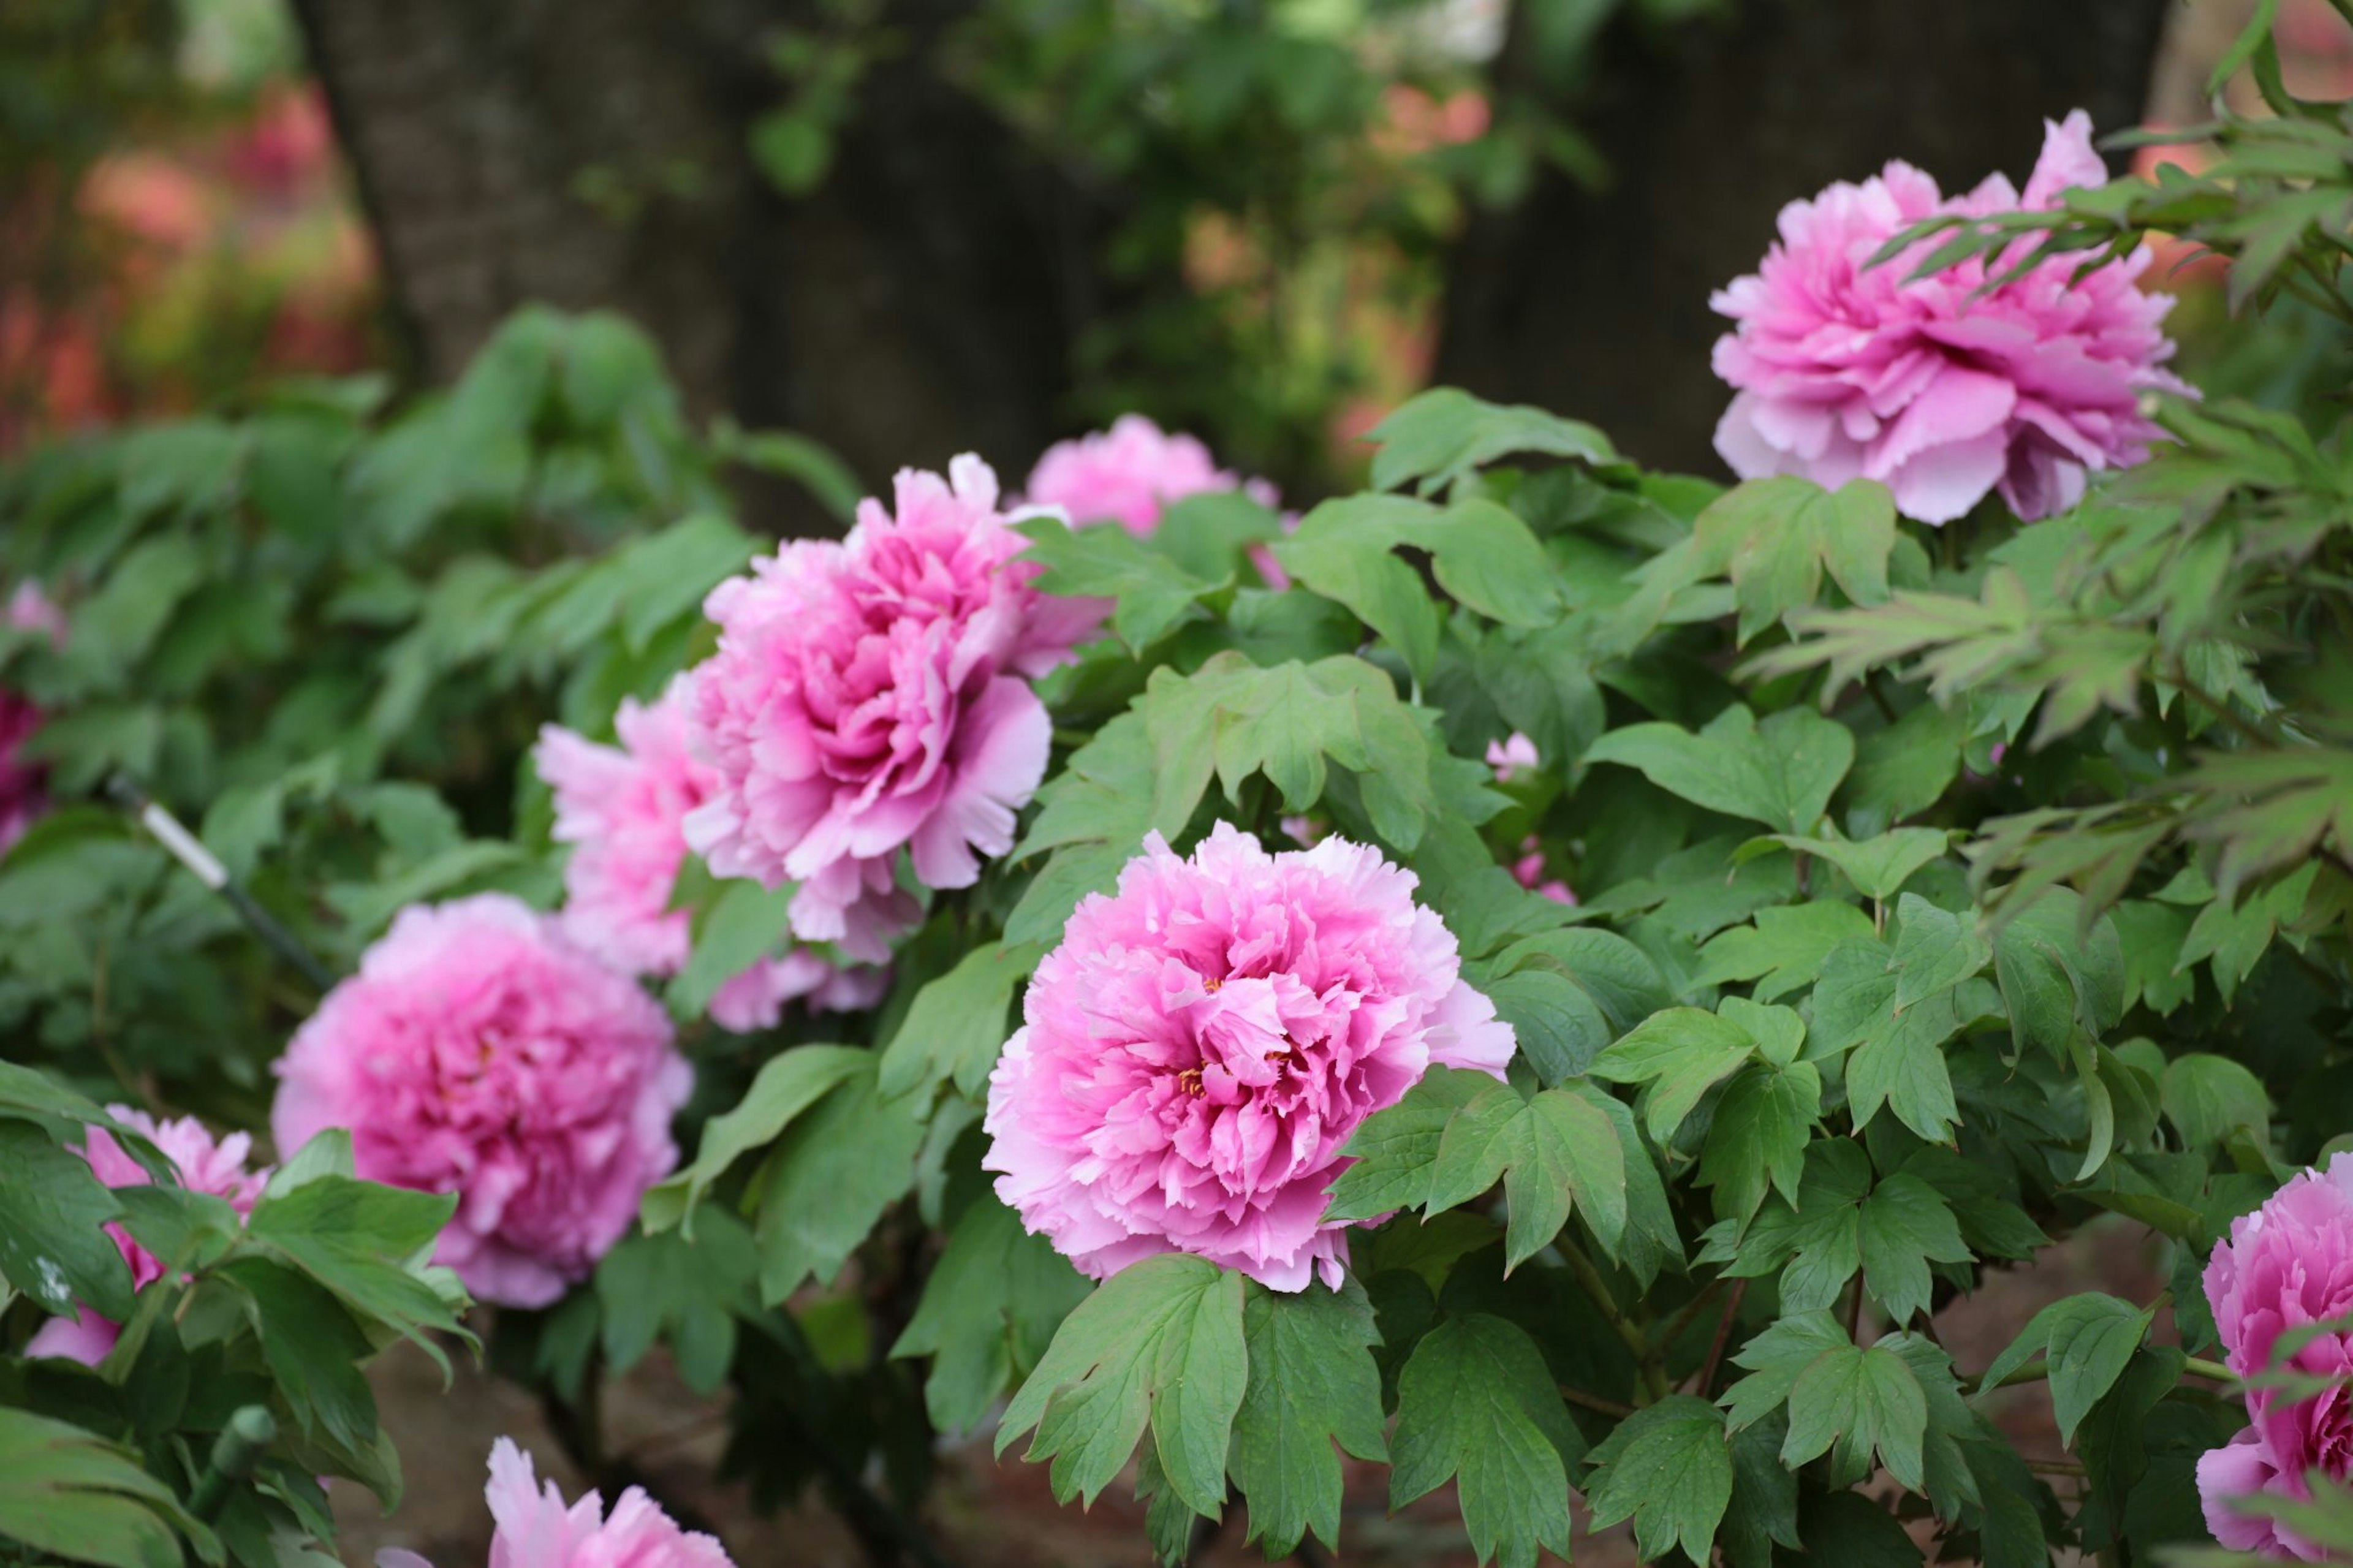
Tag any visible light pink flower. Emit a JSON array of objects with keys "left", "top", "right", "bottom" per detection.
[
  {"left": 374, "top": 1437, "right": 733, "bottom": 1568},
  {"left": 2197, "top": 1153, "right": 2353, "bottom": 1559},
  {"left": 983, "top": 822, "right": 1515, "bottom": 1291},
  {"left": 271, "top": 895, "right": 689, "bottom": 1308},
  {"left": 1024, "top": 414, "right": 1278, "bottom": 536},
  {"left": 2, "top": 582, "right": 67, "bottom": 854},
  {"left": 683, "top": 456, "right": 1099, "bottom": 962},
  {"left": 536, "top": 684, "right": 876, "bottom": 1030},
  {"left": 26, "top": 1107, "right": 269, "bottom": 1365},
  {"left": 1486, "top": 732, "right": 1539, "bottom": 783},
  {"left": 1711, "top": 111, "right": 2188, "bottom": 524}
]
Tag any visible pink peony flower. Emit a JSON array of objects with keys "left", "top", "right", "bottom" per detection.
[
  {"left": 271, "top": 895, "right": 689, "bottom": 1308},
  {"left": 26, "top": 1107, "right": 270, "bottom": 1364},
  {"left": 536, "top": 683, "right": 876, "bottom": 1031},
  {"left": 1023, "top": 414, "right": 1278, "bottom": 536},
  {"left": 1510, "top": 837, "right": 1575, "bottom": 907},
  {"left": 1711, "top": 110, "right": 2188, "bottom": 525},
  {"left": 374, "top": 1437, "right": 733, "bottom": 1568},
  {"left": 2, "top": 582, "right": 67, "bottom": 854},
  {"left": 683, "top": 456, "right": 1099, "bottom": 962},
  {"left": 2197, "top": 1153, "right": 2353, "bottom": 1559},
  {"left": 983, "top": 822, "right": 1515, "bottom": 1291},
  {"left": 1486, "top": 732, "right": 1539, "bottom": 783}
]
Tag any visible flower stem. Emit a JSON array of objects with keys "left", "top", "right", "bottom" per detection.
[{"left": 1559, "top": 1237, "right": 1664, "bottom": 1401}]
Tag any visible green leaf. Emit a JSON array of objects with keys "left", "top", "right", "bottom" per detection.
[
  {"left": 1721, "top": 1310, "right": 1851, "bottom": 1433},
  {"left": 749, "top": 1061, "right": 925, "bottom": 1302},
  {"left": 1886, "top": 895, "right": 1993, "bottom": 1010},
  {"left": 1273, "top": 497, "right": 1560, "bottom": 683},
  {"left": 1846, "top": 698, "right": 1968, "bottom": 833},
  {"left": 1480, "top": 928, "right": 1673, "bottom": 1081},
  {"left": 2161, "top": 1053, "right": 2270, "bottom": 1151},
  {"left": 0, "top": 1121, "right": 134, "bottom": 1320},
  {"left": 1389, "top": 1314, "right": 1578, "bottom": 1568},
  {"left": 1992, "top": 887, "right": 2125, "bottom": 1058},
  {"left": 1698, "top": 1063, "right": 1819, "bottom": 1225},
  {"left": 1365, "top": 387, "right": 1618, "bottom": 497},
  {"left": 1015, "top": 517, "right": 1222, "bottom": 653},
  {"left": 1590, "top": 1007, "right": 1756, "bottom": 1144},
  {"left": 1762, "top": 828, "right": 1952, "bottom": 903},
  {"left": 1782, "top": 1343, "right": 1929, "bottom": 1491},
  {"left": 1691, "top": 476, "right": 1897, "bottom": 645},
  {"left": 667, "top": 879, "right": 800, "bottom": 1020},
  {"left": 0, "top": 1406, "right": 203, "bottom": 1568},
  {"left": 241, "top": 1174, "right": 471, "bottom": 1371},
  {"left": 1976, "top": 1292, "right": 2151, "bottom": 1446},
  {"left": 892, "top": 1196, "right": 1090, "bottom": 1436},
  {"left": 999, "top": 1254, "right": 1247, "bottom": 1517},
  {"left": 1230, "top": 1279, "right": 1389, "bottom": 1555},
  {"left": 1721, "top": 1411, "right": 1802, "bottom": 1568},
  {"left": 1585, "top": 705, "right": 1854, "bottom": 835},
  {"left": 216, "top": 1257, "right": 378, "bottom": 1452},
  {"left": 1585, "top": 1395, "right": 1735, "bottom": 1562},
  {"left": 877, "top": 940, "right": 1038, "bottom": 1102},
  {"left": 1856, "top": 1174, "right": 1971, "bottom": 1325},
  {"left": 1423, "top": 1082, "right": 1628, "bottom": 1269},
  {"left": 643, "top": 1045, "right": 868, "bottom": 1234},
  {"left": 1790, "top": 1490, "right": 1923, "bottom": 1567},
  {"left": 594, "top": 1210, "right": 759, "bottom": 1396},
  {"left": 1695, "top": 902, "right": 1877, "bottom": 1002},
  {"left": 1325, "top": 1067, "right": 1496, "bottom": 1221}
]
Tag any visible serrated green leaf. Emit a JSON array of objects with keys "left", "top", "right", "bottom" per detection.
[
  {"left": 877, "top": 940, "right": 1039, "bottom": 1102},
  {"left": 1325, "top": 1067, "right": 1495, "bottom": 1221},
  {"left": 1422, "top": 1082, "right": 1627, "bottom": 1270},
  {"left": 1584, "top": 1395, "right": 1735, "bottom": 1561},
  {"left": 1783, "top": 1343, "right": 1928, "bottom": 1491},
  {"left": 1014, "top": 517, "right": 1222, "bottom": 653},
  {"left": 1389, "top": 1314, "right": 1578, "bottom": 1568},
  {"left": 1585, "top": 704, "right": 1853, "bottom": 835},
  {"left": 750, "top": 1062, "right": 925, "bottom": 1303},
  {"left": 1698, "top": 1063, "right": 1819, "bottom": 1225},
  {"left": 1366, "top": 387, "right": 1618, "bottom": 497},
  {"left": 999, "top": 1255, "right": 1246, "bottom": 1517},
  {"left": 1696, "top": 901, "right": 1877, "bottom": 1001},
  {"left": 642, "top": 1045, "right": 868, "bottom": 1234},
  {"left": 892, "top": 1195, "right": 1090, "bottom": 1436},
  {"left": 1230, "top": 1279, "right": 1389, "bottom": 1556},
  {"left": 1691, "top": 476, "right": 1897, "bottom": 645},
  {"left": 1887, "top": 895, "right": 1993, "bottom": 1010},
  {"left": 1993, "top": 887, "right": 2125, "bottom": 1058},
  {"left": 1856, "top": 1173, "right": 1971, "bottom": 1325},
  {"left": 1721, "top": 1309, "right": 1852, "bottom": 1432},
  {"left": 1590, "top": 1007, "right": 1755, "bottom": 1144}
]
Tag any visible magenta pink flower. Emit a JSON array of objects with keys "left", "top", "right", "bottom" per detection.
[
  {"left": 25, "top": 1107, "right": 269, "bottom": 1364},
  {"left": 375, "top": 1437, "right": 733, "bottom": 1568},
  {"left": 2198, "top": 1153, "right": 2353, "bottom": 1559},
  {"left": 271, "top": 895, "right": 689, "bottom": 1308},
  {"left": 683, "top": 456, "right": 1099, "bottom": 963},
  {"left": 536, "top": 683, "right": 876, "bottom": 1031},
  {"left": 2, "top": 582, "right": 67, "bottom": 854},
  {"left": 1510, "top": 837, "right": 1575, "bottom": 907},
  {"left": 983, "top": 822, "right": 1515, "bottom": 1291},
  {"left": 1024, "top": 414, "right": 1278, "bottom": 536},
  {"left": 1711, "top": 111, "right": 2188, "bottom": 525}
]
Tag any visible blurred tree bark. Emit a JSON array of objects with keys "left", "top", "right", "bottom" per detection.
[
  {"left": 1436, "top": 0, "right": 2175, "bottom": 474},
  {"left": 292, "top": 0, "right": 1112, "bottom": 529}
]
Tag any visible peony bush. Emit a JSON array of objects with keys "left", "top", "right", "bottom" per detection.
[{"left": 7, "top": 23, "right": 2353, "bottom": 1567}]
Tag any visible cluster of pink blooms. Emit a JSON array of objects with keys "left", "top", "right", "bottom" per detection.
[
  {"left": 682, "top": 456, "right": 1101, "bottom": 962},
  {"left": 2198, "top": 1154, "right": 2353, "bottom": 1560},
  {"left": 1483, "top": 734, "right": 1573, "bottom": 903},
  {"left": 271, "top": 895, "right": 690, "bottom": 1308},
  {"left": 1711, "top": 110, "right": 2187, "bottom": 524},
  {"left": 376, "top": 1439, "right": 733, "bottom": 1568},
  {"left": 1023, "top": 414, "right": 1278, "bottom": 536},
  {"left": 28, "top": 1108, "right": 270, "bottom": 1364},
  {"left": 1, "top": 582, "right": 66, "bottom": 853},
  {"left": 983, "top": 822, "right": 1515, "bottom": 1292},
  {"left": 536, "top": 682, "right": 882, "bottom": 1032}
]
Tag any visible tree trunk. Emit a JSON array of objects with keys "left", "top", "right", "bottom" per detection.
[
  {"left": 293, "top": 0, "right": 1113, "bottom": 530},
  {"left": 1434, "top": 0, "right": 2173, "bottom": 475}
]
